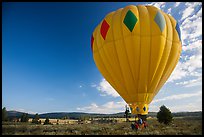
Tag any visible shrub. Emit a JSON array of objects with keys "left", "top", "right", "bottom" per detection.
[
  {"left": 44, "top": 117, "right": 52, "bottom": 125},
  {"left": 20, "top": 113, "right": 29, "bottom": 122},
  {"left": 32, "top": 113, "right": 41, "bottom": 124},
  {"left": 157, "top": 105, "right": 173, "bottom": 125}
]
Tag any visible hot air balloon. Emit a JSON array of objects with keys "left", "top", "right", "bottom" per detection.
[{"left": 91, "top": 5, "right": 182, "bottom": 116}]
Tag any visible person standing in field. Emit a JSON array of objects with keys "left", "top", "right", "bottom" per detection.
[
  {"left": 138, "top": 118, "right": 143, "bottom": 125},
  {"left": 135, "top": 121, "right": 139, "bottom": 131},
  {"left": 143, "top": 120, "right": 148, "bottom": 128},
  {"left": 131, "top": 122, "right": 135, "bottom": 130}
]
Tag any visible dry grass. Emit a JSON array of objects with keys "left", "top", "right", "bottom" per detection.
[{"left": 2, "top": 117, "right": 202, "bottom": 135}]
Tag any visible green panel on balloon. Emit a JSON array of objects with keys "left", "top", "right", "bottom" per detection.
[{"left": 123, "top": 10, "right": 138, "bottom": 32}]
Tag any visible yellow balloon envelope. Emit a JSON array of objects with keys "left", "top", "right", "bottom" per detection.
[{"left": 91, "top": 5, "right": 182, "bottom": 115}]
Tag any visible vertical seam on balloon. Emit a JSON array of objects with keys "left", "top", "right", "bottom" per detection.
[
  {"left": 95, "top": 23, "right": 119, "bottom": 97},
  {"left": 148, "top": 11, "right": 168, "bottom": 90},
  {"left": 149, "top": 11, "right": 167, "bottom": 87},
  {"left": 137, "top": 6, "right": 151, "bottom": 105},
  {"left": 136, "top": 5, "right": 142, "bottom": 106},
  {"left": 158, "top": 15, "right": 175, "bottom": 85},
  {"left": 110, "top": 9, "right": 131, "bottom": 103},
  {"left": 147, "top": 11, "right": 168, "bottom": 103},
  {"left": 146, "top": 6, "right": 151, "bottom": 105},
  {"left": 135, "top": 5, "right": 139, "bottom": 107},
  {"left": 104, "top": 14, "right": 129, "bottom": 101},
  {"left": 150, "top": 13, "right": 173, "bottom": 102},
  {"left": 154, "top": 14, "right": 174, "bottom": 95},
  {"left": 123, "top": 7, "right": 138, "bottom": 101},
  {"left": 108, "top": 11, "right": 130, "bottom": 101},
  {"left": 128, "top": 8, "right": 138, "bottom": 100},
  {"left": 135, "top": 6, "right": 141, "bottom": 107},
  {"left": 149, "top": 13, "right": 168, "bottom": 102},
  {"left": 120, "top": 8, "right": 136, "bottom": 103}
]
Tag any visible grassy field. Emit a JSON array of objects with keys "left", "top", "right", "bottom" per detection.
[{"left": 2, "top": 116, "right": 202, "bottom": 135}]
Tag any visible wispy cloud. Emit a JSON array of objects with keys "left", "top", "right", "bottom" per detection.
[
  {"left": 76, "top": 101, "right": 126, "bottom": 114},
  {"left": 174, "top": 2, "right": 181, "bottom": 8},
  {"left": 182, "top": 40, "right": 202, "bottom": 52},
  {"left": 168, "top": 99, "right": 202, "bottom": 112},
  {"left": 94, "top": 78, "right": 120, "bottom": 98},
  {"left": 90, "top": 83, "right": 97, "bottom": 88},
  {"left": 147, "top": 2, "right": 166, "bottom": 10},
  {"left": 175, "top": 77, "right": 202, "bottom": 87},
  {"left": 77, "top": 89, "right": 202, "bottom": 113},
  {"left": 149, "top": 97, "right": 202, "bottom": 112},
  {"left": 167, "top": 3, "right": 202, "bottom": 84},
  {"left": 168, "top": 49, "right": 202, "bottom": 83},
  {"left": 152, "top": 90, "right": 202, "bottom": 104},
  {"left": 180, "top": 2, "right": 201, "bottom": 21},
  {"left": 167, "top": 7, "right": 172, "bottom": 14}
]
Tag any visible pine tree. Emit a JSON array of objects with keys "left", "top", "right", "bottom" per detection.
[
  {"left": 20, "top": 113, "right": 29, "bottom": 122},
  {"left": 157, "top": 105, "right": 173, "bottom": 125},
  {"left": 32, "top": 113, "right": 40, "bottom": 124},
  {"left": 2, "top": 107, "right": 8, "bottom": 121},
  {"left": 44, "top": 117, "right": 51, "bottom": 125}
]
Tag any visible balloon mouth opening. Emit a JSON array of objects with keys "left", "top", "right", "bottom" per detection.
[{"left": 129, "top": 103, "right": 148, "bottom": 115}]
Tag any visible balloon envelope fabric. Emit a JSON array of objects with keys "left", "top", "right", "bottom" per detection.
[{"left": 91, "top": 5, "right": 182, "bottom": 115}]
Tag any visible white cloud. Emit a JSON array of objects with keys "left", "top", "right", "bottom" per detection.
[
  {"left": 77, "top": 89, "right": 202, "bottom": 113},
  {"left": 76, "top": 101, "right": 126, "bottom": 114},
  {"left": 167, "top": 2, "right": 202, "bottom": 86},
  {"left": 182, "top": 40, "right": 202, "bottom": 52},
  {"left": 149, "top": 97, "right": 202, "bottom": 112},
  {"left": 167, "top": 8, "right": 172, "bottom": 14},
  {"left": 181, "top": 2, "right": 201, "bottom": 21},
  {"left": 168, "top": 42, "right": 202, "bottom": 83},
  {"left": 181, "top": 5, "right": 194, "bottom": 21},
  {"left": 168, "top": 99, "right": 202, "bottom": 112},
  {"left": 181, "top": 7, "right": 202, "bottom": 27},
  {"left": 95, "top": 78, "right": 120, "bottom": 97},
  {"left": 175, "top": 77, "right": 202, "bottom": 87},
  {"left": 165, "top": 2, "right": 202, "bottom": 84},
  {"left": 179, "top": 3, "right": 202, "bottom": 46},
  {"left": 90, "top": 83, "right": 97, "bottom": 88},
  {"left": 152, "top": 90, "right": 202, "bottom": 104},
  {"left": 167, "top": 62, "right": 188, "bottom": 82},
  {"left": 181, "top": 16, "right": 202, "bottom": 44},
  {"left": 147, "top": 2, "right": 166, "bottom": 10},
  {"left": 174, "top": 2, "right": 181, "bottom": 8},
  {"left": 185, "top": 52, "right": 202, "bottom": 72}
]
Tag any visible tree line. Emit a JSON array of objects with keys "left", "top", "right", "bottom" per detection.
[
  {"left": 2, "top": 107, "right": 52, "bottom": 125},
  {"left": 2, "top": 105, "right": 173, "bottom": 125}
]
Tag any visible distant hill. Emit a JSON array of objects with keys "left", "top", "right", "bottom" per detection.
[
  {"left": 7, "top": 110, "right": 202, "bottom": 119},
  {"left": 7, "top": 110, "right": 35, "bottom": 119}
]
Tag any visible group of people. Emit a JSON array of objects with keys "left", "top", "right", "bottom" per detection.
[{"left": 131, "top": 117, "right": 148, "bottom": 131}]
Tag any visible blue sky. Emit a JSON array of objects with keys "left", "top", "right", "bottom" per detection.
[{"left": 2, "top": 2, "right": 202, "bottom": 114}]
